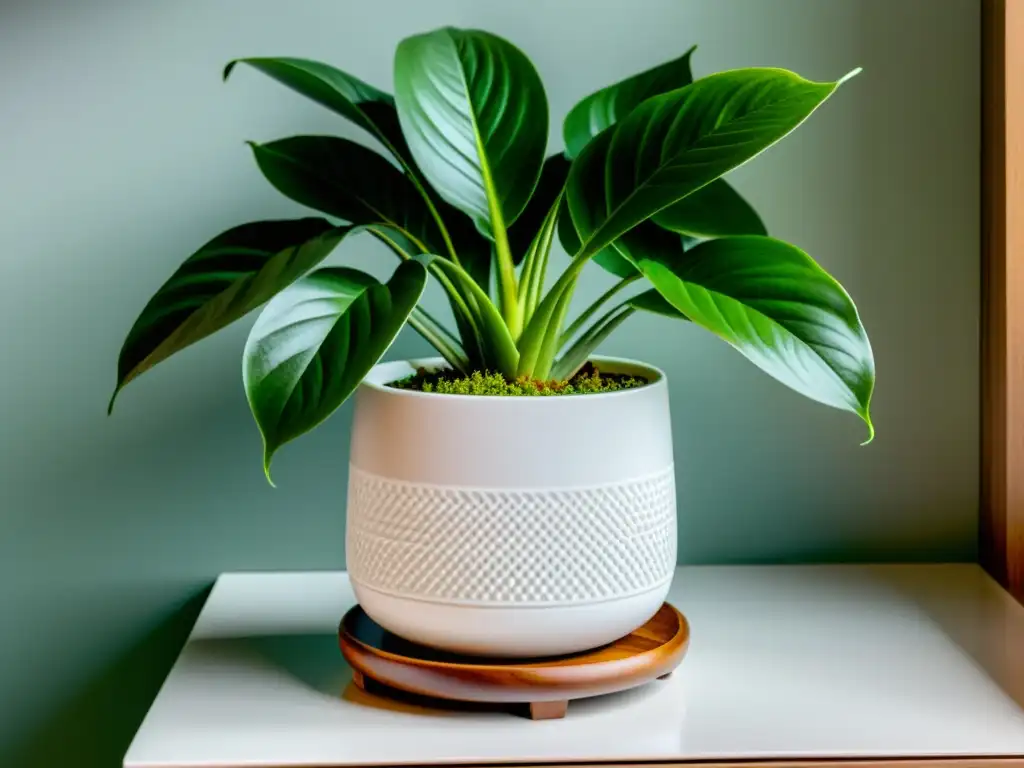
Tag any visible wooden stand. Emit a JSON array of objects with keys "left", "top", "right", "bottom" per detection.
[{"left": 338, "top": 602, "right": 689, "bottom": 720}]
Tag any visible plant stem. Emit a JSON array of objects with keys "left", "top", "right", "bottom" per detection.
[
  {"left": 533, "top": 285, "right": 577, "bottom": 380},
  {"left": 558, "top": 274, "right": 639, "bottom": 349},
  {"left": 376, "top": 134, "right": 463, "bottom": 269},
  {"left": 518, "top": 192, "right": 562, "bottom": 327},
  {"left": 550, "top": 306, "right": 636, "bottom": 381},
  {"left": 409, "top": 309, "right": 470, "bottom": 374},
  {"left": 409, "top": 175, "right": 461, "bottom": 266},
  {"left": 412, "top": 306, "right": 462, "bottom": 348},
  {"left": 515, "top": 257, "right": 587, "bottom": 377},
  {"left": 493, "top": 225, "right": 522, "bottom": 338},
  {"left": 369, "top": 225, "right": 485, "bottom": 364},
  {"left": 430, "top": 257, "right": 520, "bottom": 378},
  {"left": 431, "top": 270, "right": 484, "bottom": 354},
  {"left": 517, "top": 240, "right": 540, "bottom": 313},
  {"left": 517, "top": 220, "right": 632, "bottom": 378}
]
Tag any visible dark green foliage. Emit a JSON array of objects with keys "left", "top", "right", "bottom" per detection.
[{"left": 109, "top": 27, "right": 876, "bottom": 479}]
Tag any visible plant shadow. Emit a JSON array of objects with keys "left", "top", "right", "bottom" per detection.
[
  {"left": 243, "top": 631, "right": 667, "bottom": 720},
  {"left": 239, "top": 633, "right": 531, "bottom": 717},
  {"left": 4, "top": 588, "right": 208, "bottom": 768}
]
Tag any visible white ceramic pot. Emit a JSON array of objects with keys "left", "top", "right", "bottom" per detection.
[{"left": 345, "top": 356, "right": 677, "bottom": 657}]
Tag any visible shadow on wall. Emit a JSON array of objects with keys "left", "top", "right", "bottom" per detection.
[{"left": 4, "top": 589, "right": 208, "bottom": 768}]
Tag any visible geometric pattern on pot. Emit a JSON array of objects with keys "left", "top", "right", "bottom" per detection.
[{"left": 346, "top": 466, "right": 677, "bottom": 604}]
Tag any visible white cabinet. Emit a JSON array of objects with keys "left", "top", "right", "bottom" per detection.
[{"left": 124, "top": 565, "right": 1024, "bottom": 768}]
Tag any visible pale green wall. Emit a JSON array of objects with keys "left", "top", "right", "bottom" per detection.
[{"left": 0, "top": 0, "right": 979, "bottom": 765}]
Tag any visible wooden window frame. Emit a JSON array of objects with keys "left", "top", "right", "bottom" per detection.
[{"left": 982, "top": 0, "right": 1024, "bottom": 603}]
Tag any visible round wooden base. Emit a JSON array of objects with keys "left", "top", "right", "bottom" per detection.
[{"left": 338, "top": 601, "right": 689, "bottom": 720}]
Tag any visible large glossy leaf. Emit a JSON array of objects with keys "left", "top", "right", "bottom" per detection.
[
  {"left": 609, "top": 216, "right": 690, "bottom": 321},
  {"left": 658, "top": 179, "right": 765, "bottom": 237},
  {"left": 224, "top": 58, "right": 410, "bottom": 162},
  {"left": 612, "top": 216, "right": 687, "bottom": 265},
  {"left": 508, "top": 154, "right": 570, "bottom": 264},
  {"left": 250, "top": 136, "right": 489, "bottom": 277},
  {"left": 562, "top": 45, "right": 695, "bottom": 160},
  {"left": 567, "top": 67, "right": 856, "bottom": 259},
  {"left": 109, "top": 218, "right": 347, "bottom": 411},
  {"left": 636, "top": 235, "right": 874, "bottom": 437},
  {"left": 229, "top": 61, "right": 491, "bottom": 273},
  {"left": 393, "top": 27, "right": 548, "bottom": 237},
  {"left": 249, "top": 136, "right": 439, "bottom": 250},
  {"left": 561, "top": 47, "right": 763, "bottom": 239},
  {"left": 244, "top": 261, "right": 427, "bottom": 479}
]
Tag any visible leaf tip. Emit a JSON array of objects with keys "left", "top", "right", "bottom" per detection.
[
  {"left": 837, "top": 67, "right": 863, "bottom": 86},
  {"left": 263, "top": 453, "right": 278, "bottom": 488},
  {"left": 106, "top": 387, "right": 120, "bottom": 416},
  {"left": 859, "top": 412, "right": 875, "bottom": 446},
  {"left": 222, "top": 60, "right": 239, "bottom": 81}
]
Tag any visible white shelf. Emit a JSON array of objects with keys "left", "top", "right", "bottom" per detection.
[{"left": 124, "top": 564, "right": 1024, "bottom": 767}]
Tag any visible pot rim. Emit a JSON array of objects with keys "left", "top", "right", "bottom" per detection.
[{"left": 360, "top": 355, "right": 666, "bottom": 403}]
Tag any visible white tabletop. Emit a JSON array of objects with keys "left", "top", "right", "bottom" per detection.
[{"left": 124, "top": 564, "right": 1024, "bottom": 767}]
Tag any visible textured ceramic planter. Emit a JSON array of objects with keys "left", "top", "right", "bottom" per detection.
[{"left": 345, "top": 356, "right": 677, "bottom": 657}]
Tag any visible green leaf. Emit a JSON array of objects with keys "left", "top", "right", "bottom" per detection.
[
  {"left": 250, "top": 135, "right": 490, "bottom": 282},
  {"left": 629, "top": 289, "right": 688, "bottom": 319},
  {"left": 224, "top": 58, "right": 410, "bottom": 163},
  {"left": 637, "top": 235, "right": 874, "bottom": 438},
  {"left": 562, "top": 45, "right": 695, "bottom": 160},
  {"left": 393, "top": 27, "right": 548, "bottom": 237},
  {"left": 557, "top": 196, "right": 638, "bottom": 278},
  {"left": 249, "top": 136, "right": 438, "bottom": 251},
  {"left": 567, "top": 67, "right": 857, "bottom": 259},
  {"left": 110, "top": 218, "right": 347, "bottom": 412},
  {"left": 508, "top": 154, "right": 570, "bottom": 264},
  {"left": 658, "top": 179, "right": 766, "bottom": 237},
  {"left": 612, "top": 216, "right": 687, "bottom": 265},
  {"left": 560, "top": 47, "right": 764, "bottom": 241},
  {"left": 228, "top": 61, "right": 492, "bottom": 276},
  {"left": 244, "top": 261, "right": 427, "bottom": 479}
]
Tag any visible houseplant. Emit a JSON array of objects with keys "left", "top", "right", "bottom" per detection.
[{"left": 109, "top": 26, "right": 874, "bottom": 656}]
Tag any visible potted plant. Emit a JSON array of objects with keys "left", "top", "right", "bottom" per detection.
[{"left": 109, "top": 27, "right": 874, "bottom": 657}]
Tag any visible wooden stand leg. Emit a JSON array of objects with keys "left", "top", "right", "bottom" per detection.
[
  {"left": 528, "top": 700, "right": 568, "bottom": 720},
  {"left": 351, "top": 669, "right": 366, "bottom": 691}
]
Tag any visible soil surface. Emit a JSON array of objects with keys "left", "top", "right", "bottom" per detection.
[{"left": 387, "top": 362, "right": 648, "bottom": 396}]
